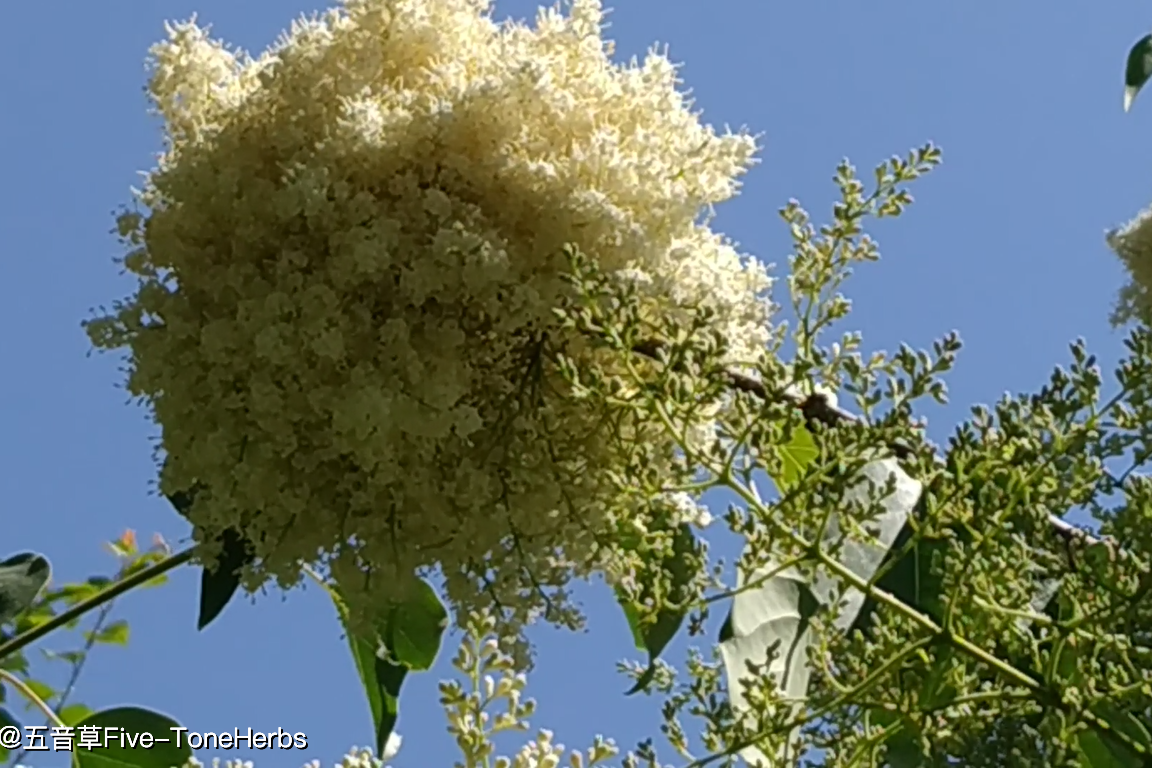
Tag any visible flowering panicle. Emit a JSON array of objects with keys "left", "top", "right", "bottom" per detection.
[{"left": 86, "top": 0, "right": 774, "bottom": 640}]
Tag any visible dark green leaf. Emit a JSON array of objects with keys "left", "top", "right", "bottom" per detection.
[
  {"left": 196, "top": 527, "right": 255, "bottom": 631},
  {"left": 621, "top": 523, "right": 700, "bottom": 695},
  {"left": 0, "top": 706, "right": 20, "bottom": 765},
  {"left": 851, "top": 522, "right": 950, "bottom": 634},
  {"left": 73, "top": 707, "right": 191, "bottom": 768},
  {"left": 1089, "top": 705, "right": 1152, "bottom": 766},
  {"left": 371, "top": 655, "right": 407, "bottom": 759},
  {"left": 0, "top": 649, "right": 29, "bottom": 673},
  {"left": 1125, "top": 33, "right": 1152, "bottom": 112},
  {"left": 1077, "top": 729, "right": 1140, "bottom": 768},
  {"left": 165, "top": 486, "right": 257, "bottom": 630},
  {"left": 345, "top": 619, "right": 406, "bottom": 758},
  {"left": 0, "top": 552, "right": 52, "bottom": 627},
  {"left": 885, "top": 728, "right": 925, "bottom": 768}
]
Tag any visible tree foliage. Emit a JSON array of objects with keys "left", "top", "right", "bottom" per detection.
[{"left": 5, "top": 3, "right": 1152, "bottom": 768}]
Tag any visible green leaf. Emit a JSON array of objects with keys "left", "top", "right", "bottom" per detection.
[
  {"left": 42, "top": 648, "right": 87, "bottom": 665},
  {"left": 718, "top": 574, "right": 820, "bottom": 767},
  {"left": 72, "top": 709, "right": 191, "bottom": 768},
  {"left": 884, "top": 726, "right": 925, "bottom": 768},
  {"left": 1125, "top": 33, "right": 1152, "bottom": 113},
  {"left": 196, "top": 527, "right": 255, "bottom": 631},
  {"left": 1089, "top": 705, "right": 1152, "bottom": 766},
  {"left": 164, "top": 487, "right": 255, "bottom": 631},
  {"left": 619, "top": 523, "right": 700, "bottom": 695},
  {"left": 620, "top": 602, "right": 646, "bottom": 650},
  {"left": 0, "top": 552, "right": 52, "bottom": 626},
  {"left": 775, "top": 424, "right": 819, "bottom": 491},
  {"left": 73, "top": 707, "right": 191, "bottom": 768},
  {"left": 370, "top": 655, "right": 407, "bottom": 760},
  {"left": 45, "top": 582, "right": 102, "bottom": 606},
  {"left": 323, "top": 576, "right": 447, "bottom": 758},
  {"left": 93, "top": 620, "right": 130, "bottom": 646},
  {"left": 387, "top": 580, "right": 449, "bottom": 671},
  {"left": 1077, "top": 729, "right": 1141, "bottom": 768},
  {"left": 23, "top": 677, "right": 56, "bottom": 707},
  {"left": 344, "top": 625, "right": 402, "bottom": 759},
  {"left": 0, "top": 649, "right": 29, "bottom": 673},
  {"left": 851, "top": 525, "right": 949, "bottom": 634},
  {"left": 59, "top": 703, "right": 95, "bottom": 726},
  {"left": 0, "top": 706, "right": 20, "bottom": 765},
  {"left": 14, "top": 605, "right": 59, "bottom": 634}
]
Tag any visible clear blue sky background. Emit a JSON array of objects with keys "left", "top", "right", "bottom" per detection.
[{"left": 2, "top": 2, "right": 1151, "bottom": 766}]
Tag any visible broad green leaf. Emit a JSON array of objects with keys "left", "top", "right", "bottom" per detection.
[
  {"left": 721, "top": 458, "right": 920, "bottom": 766},
  {"left": 323, "top": 576, "right": 446, "bottom": 757},
  {"left": 92, "top": 620, "right": 130, "bottom": 646},
  {"left": 853, "top": 530, "right": 949, "bottom": 632},
  {"left": 0, "top": 552, "right": 52, "bottom": 626},
  {"left": 165, "top": 487, "right": 255, "bottom": 631},
  {"left": 196, "top": 527, "right": 255, "bottom": 631},
  {"left": 370, "top": 655, "right": 407, "bottom": 761},
  {"left": 1077, "top": 729, "right": 1141, "bottom": 768},
  {"left": 809, "top": 458, "right": 922, "bottom": 631},
  {"left": 775, "top": 424, "right": 818, "bottom": 491},
  {"left": 620, "top": 523, "right": 700, "bottom": 695},
  {"left": 72, "top": 707, "right": 191, "bottom": 768},
  {"left": 1125, "top": 33, "right": 1152, "bottom": 112},
  {"left": 388, "top": 579, "right": 449, "bottom": 671},
  {"left": 719, "top": 575, "right": 820, "bottom": 767}
]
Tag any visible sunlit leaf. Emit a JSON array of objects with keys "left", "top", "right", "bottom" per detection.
[
  {"left": 775, "top": 425, "right": 819, "bottom": 491},
  {"left": 92, "top": 620, "right": 130, "bottom": 646}
]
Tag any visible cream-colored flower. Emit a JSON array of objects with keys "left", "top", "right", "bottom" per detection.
[
  {"left": 1108, "top": 205, "right": 1152, "bottom": 326},
  {"left": 178, "top": 744, "right": 388, "bottom": 768},
  {"left": 87, "top": 0, "right": 775, "bottom": 641}
]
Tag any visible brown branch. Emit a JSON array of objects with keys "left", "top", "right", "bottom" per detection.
[{"left": 629, "top": 337, "right": 1102, "bottom": 551}]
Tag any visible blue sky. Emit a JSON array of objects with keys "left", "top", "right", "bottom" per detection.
[{"left": 2, "top": 1, "right": 1151, "bottom": 766}]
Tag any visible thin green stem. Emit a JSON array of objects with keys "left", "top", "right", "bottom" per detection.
[
  {"left": 0, "top": 547, "right": 195, "bottom": 663},
  {"left": 0, "top": 669, "right": 64, "bottom": 728}
]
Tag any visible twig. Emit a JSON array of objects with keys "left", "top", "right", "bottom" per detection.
[{"left": 629, "top": 337, "right": 1102, "bottom": 549}]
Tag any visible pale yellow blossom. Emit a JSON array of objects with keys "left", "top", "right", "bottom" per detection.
[{"left": 87, "top": 0, "right": 774, "bottom": 641}]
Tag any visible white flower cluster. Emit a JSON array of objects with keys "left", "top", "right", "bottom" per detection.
[
  {"left": 177, "top": 741, "right": 394, "bottom": 768},
  {"left": 87, "top": 0, "right": 775, "bottom": 636},
  {"left": 1108, "top": 204, "right": 1152, "bottom": 326}
]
